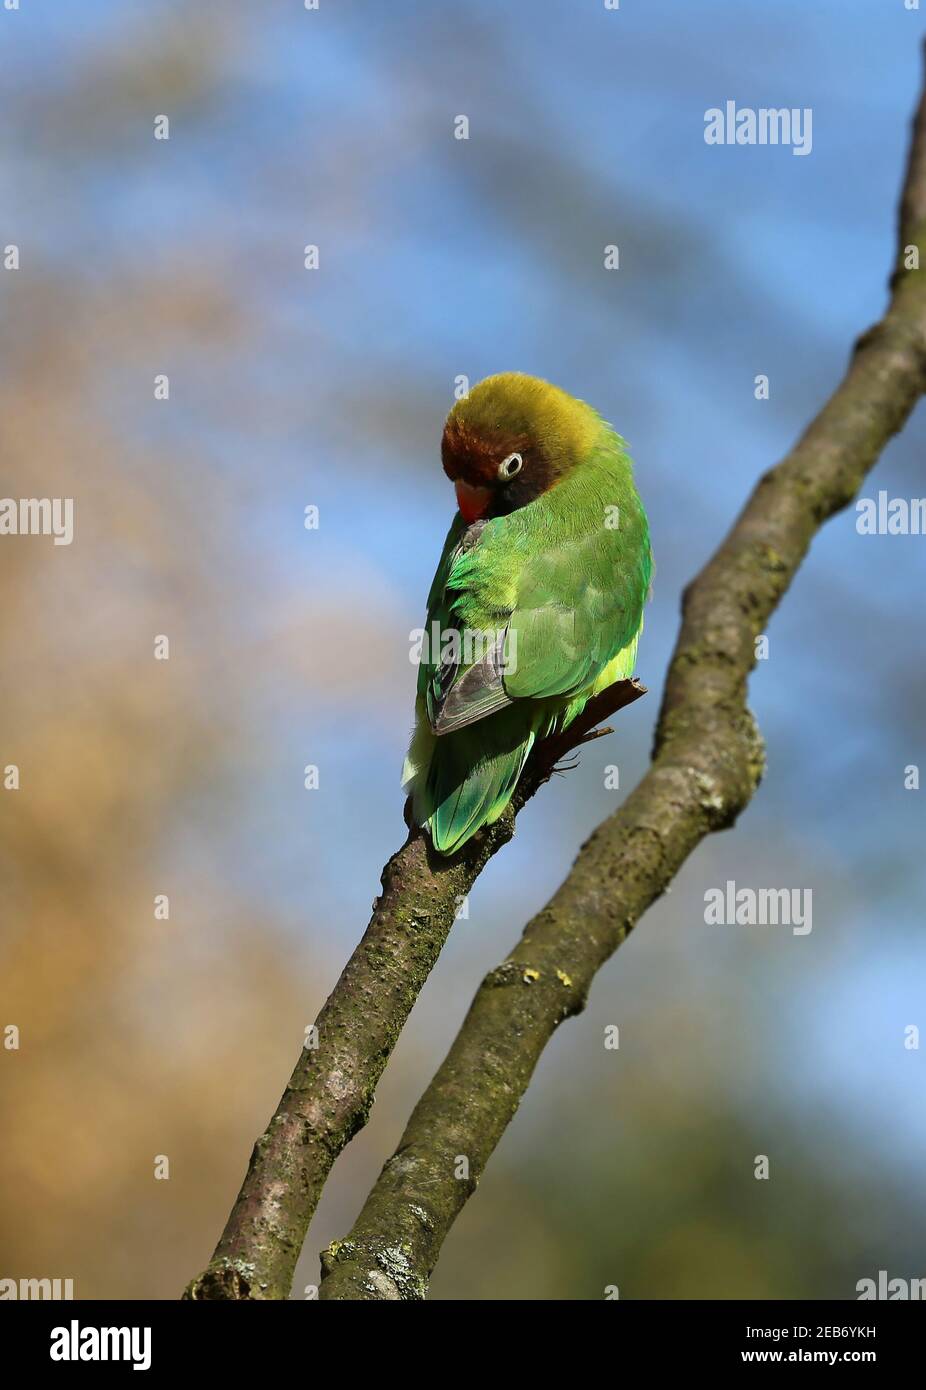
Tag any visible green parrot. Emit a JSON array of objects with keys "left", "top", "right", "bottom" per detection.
[{"left": 403, "top": 372, "right": 652, "bottom": 856}]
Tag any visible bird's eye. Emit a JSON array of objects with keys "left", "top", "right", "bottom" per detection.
[{"left": 498, "top": 452, "right": 523, "bottom": 481}]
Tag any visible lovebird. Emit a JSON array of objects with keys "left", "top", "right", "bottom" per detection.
[{"left": 403, "top": 372, "right": 652, "bottom": 855}]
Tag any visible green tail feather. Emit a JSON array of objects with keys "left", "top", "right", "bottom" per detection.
[
  {"left": 429, "top": 733, "right": 535, "bottom": 855},
  {"left": 406, "top": 703, "right": 550, "bottom": 855}
]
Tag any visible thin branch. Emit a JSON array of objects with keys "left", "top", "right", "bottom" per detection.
[
  {"left": 316, "top": 49, "right": 926, "bottom": 1301},
  {"left": 184, "top": 680, "right": 644, "bottom": 1297},
  {"left": 519, "top": 678, "right": 647, "bottom": 796}
]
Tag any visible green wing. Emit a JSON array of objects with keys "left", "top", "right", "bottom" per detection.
[
  {"left": 501, "top": 523, "right": 649, "bottom": 701},
  {"left": 424, "top": 486, "right": 651, "bottom": 726}
]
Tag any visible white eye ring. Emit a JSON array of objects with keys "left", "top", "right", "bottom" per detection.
[{"left": 498, "top": 452, "right": 523, "bottom": 480}]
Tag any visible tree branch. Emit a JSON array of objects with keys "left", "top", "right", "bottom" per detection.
[
  {"left": 315, "top": 50, "right": 926, "bottom": 1301},
  {"left": 184, "top": 678, "right": 644, "bottom": 1297}
]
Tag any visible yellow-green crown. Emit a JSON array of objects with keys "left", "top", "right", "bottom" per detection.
[{"left": 446, "top": 372, "right": 602, "bottom": 469}]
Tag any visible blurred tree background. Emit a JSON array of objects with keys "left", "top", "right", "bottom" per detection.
[{"left": 1, "top": 0, "right": 924, "bottom": 1299}]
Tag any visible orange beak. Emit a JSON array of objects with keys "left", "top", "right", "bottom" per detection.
[{"left": 455, "top": 479, "right": 492, "bottom": 523}]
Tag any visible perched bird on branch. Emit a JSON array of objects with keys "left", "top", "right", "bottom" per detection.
[{"left": 403, "top": 372, "right": 653, "bottom": 854}]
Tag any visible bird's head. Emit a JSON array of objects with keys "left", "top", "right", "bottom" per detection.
[{"left": 441, "top": 372, "right": 601, "bottom": 523}]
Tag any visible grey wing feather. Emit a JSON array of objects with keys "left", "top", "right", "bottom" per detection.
[{"left": 429, "top": 629, "right": 514, "bottom": 735}]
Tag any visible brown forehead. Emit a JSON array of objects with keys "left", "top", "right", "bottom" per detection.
[{"left": 441, "top": 417, "right": 530, "bottom": 485}]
